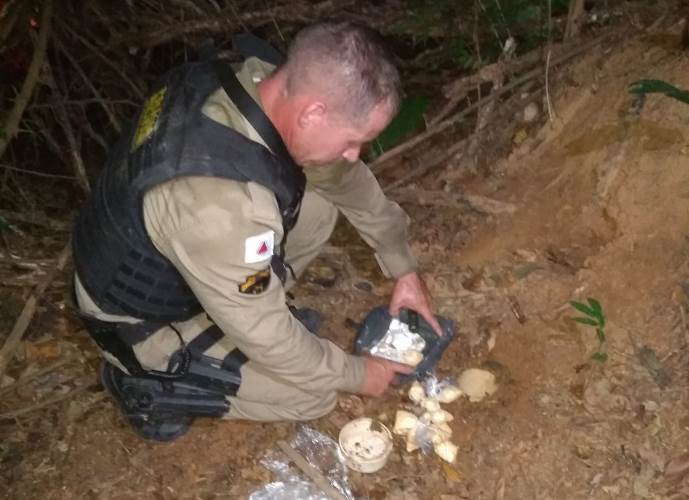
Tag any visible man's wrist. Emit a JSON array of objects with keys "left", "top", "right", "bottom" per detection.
[
  {"left": 374, "top": 249, "right": 418, "bottom": 279},
  {"left": 339, "top": 353, "right": 368, "bottom": 393}
]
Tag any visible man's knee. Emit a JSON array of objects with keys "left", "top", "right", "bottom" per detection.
[
  {"left": 288, "top": 391, "right": 338, "bottom": 421},
  {"left": 310, "top": 202, "right": 338, "bottom": 248},
  {"left": 283, "top": 193, "right": 338, "bottom": 282},
  {"left": 225, "top": 390, "right": 338, "bottom": 422},
  {"left": 289, "top": 191, "right": 338, "bottom": 249}
]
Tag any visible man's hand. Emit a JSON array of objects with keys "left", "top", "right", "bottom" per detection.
[
  {"left": 357, "top": 356, "right": 414, "bottom": 397},
  {"left": 389, "top": 272, "right": 443, "bottom": 336}
]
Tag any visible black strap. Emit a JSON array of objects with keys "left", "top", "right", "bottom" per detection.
[
  {"left": 186, "top": 323, "right": 248, "bottom": 373},
  {"left": 78, "top": 313, "right": 190, "bottom": 380},
  {"left": 212, "top": 60, "right": 296, "bottom": 170},
  {"left": 232, "top": 33, "right": 285, "bottom": 67},
  {"left": 186, "top": 324, "right": 224, "bottom": 355},
  {"left": 212, "top": 59, "right": 303, "bottom": 284}
]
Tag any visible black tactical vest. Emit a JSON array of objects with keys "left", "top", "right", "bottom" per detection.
[{"left": 72, "top": 60, "right": 305, "bottom": 322}]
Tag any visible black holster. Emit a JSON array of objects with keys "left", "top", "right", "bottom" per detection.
[
  {"left": 80, "top": 314, "right": 240, "bottom": 418},
  {"left": 110, "top": 367, "right": 230, "bottom": 419}
]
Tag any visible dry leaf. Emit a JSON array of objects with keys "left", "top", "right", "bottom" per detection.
[
  {"left": 665, "top": 452, "right": 689, "bottom": 482},
  {"left": 25, "top": 341, "right": 62, "bottom": 361},
  {"left": 442, "top": 462, "right": 462, "bottom": 483}
]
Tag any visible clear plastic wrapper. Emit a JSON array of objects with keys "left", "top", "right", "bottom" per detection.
[
  {"left": 249, "top": 425, "right": 354, "bottom": 500},
  {"left": 404, "top": 374, "right": 459, "bottom": 456},
  {"left": 422, "top": 373, "right": 454, "bottom": 399},
  {"left": 411, "top": 421, "right": 436, "bottom": 455},
  {"left": 248, "top": 463, "right": 327, "bottom": 500}
]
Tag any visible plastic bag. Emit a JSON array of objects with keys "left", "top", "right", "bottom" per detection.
[
  {"left": 249, "top": 425, "right": 354, "bottom": 500},
  {"left": 409, "top": 374, "right": 457, "bottom": 454},
  {"left": 422, "top": 373, "right": 455, "bottom": 399}
]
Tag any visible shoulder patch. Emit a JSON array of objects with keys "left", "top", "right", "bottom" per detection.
[
  {"left": 239, "top": 268, "right": 271, "bottom": 295},
  {"left": 132, "top": 87, "right": 166, "bottom": 151},
  {"left": 244, "top": 230, "right": 274, "bottom": 263}
]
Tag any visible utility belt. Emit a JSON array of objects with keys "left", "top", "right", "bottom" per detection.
[{"left": 79, "top": 313, "right": 247, "bottom": 418}]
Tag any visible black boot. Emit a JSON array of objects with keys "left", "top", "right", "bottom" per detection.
[
  {"left": 289, "top": 305, "right": 323, "bottom": 334},
  {"left": 100, "top": 362, "right": 193, "bottom": 442}
]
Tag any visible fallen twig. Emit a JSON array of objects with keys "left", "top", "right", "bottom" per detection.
[
  {"left": 276, "top": 440, "right": 348, "bottom": 500},
  {"left": 0, "top": 355, "right": 76, "bottom": 397},
  {"left": 0, "top": 381, "right": 95, "bottom": 420},
  {"left": 0, "top": 209, "right": 72, "bottom": 231},
  {"left": 382, "top": 139, "right": 466, "bottom": 192},
  {"left": 391, "top": 187, "right": 517, "bottom": 215},
  {"left": 0, "top": 162, "right": 78, "bottom": 180},
  {"left": 545, "top": 48, "right": 555, "bottom": 122},
  {"left": 0, "top": 255, "right": 56, "bottom": 270},
  {"left": 0, "top": 241, "right": 71, "bottom": 379}
]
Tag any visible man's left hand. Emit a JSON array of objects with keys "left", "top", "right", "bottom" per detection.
[{"left": 389, "top": 272, "right": 443, "bottom": 336}]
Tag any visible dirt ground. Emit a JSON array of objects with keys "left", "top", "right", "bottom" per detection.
[{"left": 2, "top": 21, "right": 689, "bottom": 500}]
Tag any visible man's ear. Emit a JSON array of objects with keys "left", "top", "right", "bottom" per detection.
[{"left": 298, "top": 101, "right": 326, "bottom": 128}]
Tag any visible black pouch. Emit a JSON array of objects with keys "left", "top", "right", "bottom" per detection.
[{"left": 353, "top": 307, "right": 456, "bottom": 385}]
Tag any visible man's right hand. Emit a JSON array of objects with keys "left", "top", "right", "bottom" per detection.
[{"left": 357, "top": 356, "right": 415, "bottom": 397}]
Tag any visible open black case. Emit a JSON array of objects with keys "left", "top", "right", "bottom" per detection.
[{"left": 353, "top": 307, "right": 456, "bottom": 385}]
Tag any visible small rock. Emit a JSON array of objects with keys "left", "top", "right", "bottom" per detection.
[
  {"left": 602, "top": 484, "right": 621, "bottom": 495},
  {"left": 513, "top": 128, "right": 528, "bottom": 145},
  {"left": 486, "top": 331, "right": 497, "bottom": 352},
  {"left": 327, "top": 411, "right": 350, "bottom": 429},
  {"left": 1, "top": 375, "right": 15, "bottom": 388},
  {"left": 514, "top": 249, "right": 538, "bottom": 262},
  {"left": 523, "top": 102, "right": 539, "bottom": 123},
  {"left": 354, "top": 281, "right": 373, "bottom": 292},
  {"left": 642, "top": 400, "right": 660, "bottom": 413},
  {"left": 632, "top": 466, "right": 654, "bottom": 499},
  {"left": 338, "top": 395, "right": 365, "bottom": 417},
  {"left": 583, "top": 377, "right": 629, "bottom": 414},
  {"left": 456, "top": 369, "right": 498, "bottom": 402},
  {"left": 574, "top": 443, "right": 594, "bottom": 460}
]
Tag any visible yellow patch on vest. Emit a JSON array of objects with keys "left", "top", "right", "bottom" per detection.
[
  {"left": 238, "top": 268, "right": 271, "bottom": 295},
  {"left": 132, "top": 87, "right": 166, "bottom": 151}
]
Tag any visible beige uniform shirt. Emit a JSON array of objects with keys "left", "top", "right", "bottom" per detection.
[{"left": 85, "top": 57, "right": 417, "bottom": 395}]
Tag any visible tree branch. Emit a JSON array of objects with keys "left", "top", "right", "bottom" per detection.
[
  {"left": 565, "top": 0, "right": 586, "bottom": 40},
  {"left": 42, "top": 59, "right": 91, "bottom": 193},
  {"left": 0, "top": 0, "right": 53, "bottom": 160},
  {"left": 372, "top": 34, "right": 607, "bottom": 173}
]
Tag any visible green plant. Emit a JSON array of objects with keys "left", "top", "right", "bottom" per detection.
[
  {"left": 372, "top": 96, "right": 430, "bottom": 156},
  {"left": 629, "top": 79, "right": 689, "bottom": 106},
  {"left": 570, "top": 297, "right": 607, "bottom": 362}
]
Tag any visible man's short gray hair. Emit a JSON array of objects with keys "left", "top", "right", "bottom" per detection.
[{"left": 283, "top": 21, "right": 401, "bottom": 120}]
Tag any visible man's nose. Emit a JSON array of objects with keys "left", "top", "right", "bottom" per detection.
[{"left": 342, "top": 146, "right": 360, "bottom": 163}]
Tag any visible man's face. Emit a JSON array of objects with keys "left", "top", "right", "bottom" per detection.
[{"left": 290, "top": 101, "right": 394, "bottom": 167}]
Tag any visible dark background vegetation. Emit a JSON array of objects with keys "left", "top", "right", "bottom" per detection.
[{"left": 0, "top": 0, "right": 617, "bottom": 212}]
